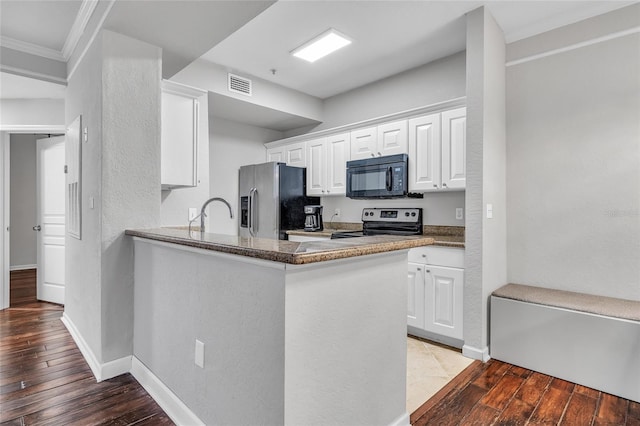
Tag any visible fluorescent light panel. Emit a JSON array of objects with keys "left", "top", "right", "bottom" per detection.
[{"left": 292, "top": 29, "right": 352, "bottom": 63}]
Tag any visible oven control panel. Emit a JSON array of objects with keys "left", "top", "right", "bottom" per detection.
[{"left": 361, "top": 208, "right": 422, "bottom": 223}]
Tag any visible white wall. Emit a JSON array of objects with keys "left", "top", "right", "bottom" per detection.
[
  {"left": 506, "top": 5, "right": 640, "bottom": 301},
  {"left": 9, "top": 134, "right": 37, "bottom": 268},
  {"left": 463, "top": 7, "right": 507, "bottom": 360},
  {"left": 65, "top": 29, "right": 162, "bottom": 365},
  {"left": 0, "top": 99, "right": 64, "bottom": 128},
  {"left": 207, "top": 117, "right": 283, "bottom": 235},
  {"left": 312, "top": 51, "right": 466, "bottom": 132}
]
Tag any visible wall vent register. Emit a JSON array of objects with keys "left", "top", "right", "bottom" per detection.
[{"left": 228, "top": 73, "right": 252, "bottom": 96}]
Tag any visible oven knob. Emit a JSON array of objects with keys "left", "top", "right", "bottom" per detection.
[
  {"left": 405, "top": 212, "right": 410, "bottom": 217},
  {"left": 411, "top": 212, "right": 416, "bottom": 217}
]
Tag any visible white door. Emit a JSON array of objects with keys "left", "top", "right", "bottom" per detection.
[
  {"left": 424, "top": 265, "right": 464, "bottom": 339},
  {"left": 377, "top": 120, "right": 408, "bottom": 157},
  {"left": 441, "top": 107, "right": 466, "bottom": 190},
  {"left": 350, "top": 127, "right": 377, "bottom": 160},
  {"left": 306, "top": 137, "right": 326, "bottom": 196},
  {"left": 36, "top": 136, "right": 65, "bottom": 304},
  {"left": 409, "top": 114, "right": 441, "bottom": 191},
  {"left": 407, "top": 263, "right": 425, "bottom": 329},
  {"left": 326, "top": 132, "right": 350, "bottom": 195}
]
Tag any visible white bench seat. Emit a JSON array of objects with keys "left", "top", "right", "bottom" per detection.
[{"left": 491, "top": 283, "right": 640, "bottom": 403}]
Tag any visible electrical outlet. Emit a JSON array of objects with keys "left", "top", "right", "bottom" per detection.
[
  {"left": 456, "top": 208, "right": 463, "bottom": 220},
  {"left": 334, "top": 208, "right": 341, "bottom": 217},
  {"left": 486, "top": 204, "right": 493, "bottom": 219},
  {"left": 188, "top": 208, "right": 198, "bottom": 221},
  {"left": 195, "top": 339, "right": 204, "bottom": 368}
]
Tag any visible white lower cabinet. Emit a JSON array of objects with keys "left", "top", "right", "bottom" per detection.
[{"left": 408, "top": 246, "right": 464, "bottom": 342}]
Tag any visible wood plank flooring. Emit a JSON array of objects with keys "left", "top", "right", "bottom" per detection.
[
  {"left": 9, "top": 270, "right": 37, "bottom": 307},
  {"left": 411, "top": 358, "right": 640, "bottom": 425},
  {"left": 0, "top": 304, "right": 173, "bottom": 425}
]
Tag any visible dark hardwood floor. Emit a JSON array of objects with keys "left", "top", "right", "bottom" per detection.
[
  {"left": 1, "top": 271, "right": 173, "bottom": 425},
  {"left": 9, "top": 269, "right": 38, "bottom": 307},
  {"left": 5, "top": 271, "right": 638, "bottom": 425},
  {"left": 411, "top": 358, "right": 640, "bottom": 425}
]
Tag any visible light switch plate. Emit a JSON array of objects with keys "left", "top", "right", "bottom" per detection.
[
  {"left": 195, "top": 339, "right": 204, "bottom": 368},
  {"left": 456, "top": 208, "right": 463, "bottom": 220},
  {"left": 486, "top": 204, "right": 493, "bottom": 219}
]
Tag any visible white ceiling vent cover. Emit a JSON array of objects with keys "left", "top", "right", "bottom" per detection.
[{"left": 228, "top": 73, "right": 252, "bottom": 96}]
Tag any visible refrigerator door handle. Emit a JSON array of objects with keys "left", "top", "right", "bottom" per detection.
[{"left": 249, "top": 187, "right": 257, "bottom": 237}]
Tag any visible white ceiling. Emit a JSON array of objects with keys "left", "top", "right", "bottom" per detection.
[
  {"left": 202, "top": 0, "right": 635, "bottom": 99},
  {"left": 0, "top": 0, "right": 635, "bottom": 103}
]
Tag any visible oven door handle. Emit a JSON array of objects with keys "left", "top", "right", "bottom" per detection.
[{"left": 385, "top": 166, "right": 393, "bottom": 191}]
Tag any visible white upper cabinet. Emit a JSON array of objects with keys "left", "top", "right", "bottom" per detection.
[
  {"left": 441, "top": 107, "right": 466, "bottom": 190},
  {"left": 307, "top": 133, "right": 350, "bottom": 196},
  {"left": 266, "top": 147, "right": 284, "bottom": 163},
  {"left": 306, "top": 137, "right": 327, "bottom": 196},
  {"left": 284, "top": 141, "right": 307, "bottom": 167},
  {"left": 161, "top": 80, "right": 206, "bottom": 189},
  {"left": 408, "top": 113, "right": 441, "bottom": 191},
  {"left": 350, "top": 121, "right": 408, "bottom": 160},
  {"left": 350, "top": 127, "right": 377, "bottom": 160},
  {"left": 408, "top": 107, "right": 466, "bottom": 192},
  {"left": 377, "top": 120, "right": 408, "bottom": 157}
]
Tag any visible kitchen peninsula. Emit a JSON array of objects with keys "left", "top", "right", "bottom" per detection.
[{"left": 126, "top": 228, "right": 435, "bottom": 426}]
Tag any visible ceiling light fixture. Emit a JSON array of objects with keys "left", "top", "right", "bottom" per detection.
[{"left": 291, "top": 28, "right": 352, "bottom": 63}]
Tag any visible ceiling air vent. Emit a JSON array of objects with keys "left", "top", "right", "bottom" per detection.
[{"left": 228, "top": 73, "right": 252, "bottom": 96}]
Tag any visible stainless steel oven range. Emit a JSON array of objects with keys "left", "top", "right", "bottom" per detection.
[{"left": 331, "top": 208, "right": 423, "bottom": 239}]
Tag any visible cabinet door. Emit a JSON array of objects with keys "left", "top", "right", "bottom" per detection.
[
  {"left": 285, "top": 141, "right": 307, "bottom": 167},
  {"left": 408, "top": 114, "right": 441, "bottom": 192},
  {"left": 407, "top": 263, "right": 425, "bottom": 329},
  {"left": 350, "top": 127, "right": 377, "bottom": 160},
  {"left": 424, "top": 265, "right": 463, "bottom": 339},
  {"left": 161, "top": 90, "right": 198, "bottom": 188},
  {"left": 441, "top": 107, "right": 466, "bottom": 190},
  {"left": 378, "top": 120, "right": 408, "bottom": 157},
  {"left": 306, "top": 138, "right": 326, "bottom": 196},
  {"left": 266, "top": 147, "right": 284, "bottom": 163},
  {"left": 326, "top": 132, "right": 350, "bottom": 195}
]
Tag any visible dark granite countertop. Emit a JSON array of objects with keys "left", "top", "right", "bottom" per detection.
[{"left": 125, "top": 228, "right": 436, "bottom": 265}]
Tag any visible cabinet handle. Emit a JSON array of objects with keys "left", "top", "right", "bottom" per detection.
[
  {"left": 327, "top": 190, "right": 330, "bottom": 193},
  {"left": 416, "top": 267, "right": 421, "bottom": 271},
  {"left": 371, "top": 153, "right": 375, "bottom": 158},
  {"left": 322, "top": 190, "right": 325, "bottom": 193},
  {"left": 443, "top": 183, "right": 447, "bottom": 187},
  {"left": 433, "top": 184, "right": 438, "bottom": 188},
  {"left": 426, "top": 269, "right": 431, "bottom": 273},
  {"left": 377, "top": 152, "right": 382, "bottom": 156},
  {"left": 422, "top": 254, "right": 426, "bottom": 258}
]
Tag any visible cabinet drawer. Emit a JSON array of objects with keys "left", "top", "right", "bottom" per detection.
[{"left": 408, "top": 246, "right": 464, "bottom": 268}]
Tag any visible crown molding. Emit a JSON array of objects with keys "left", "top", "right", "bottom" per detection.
[
  {"left": 62, "top": 0, "right": 99, "bottom": 60},
  {"left": 0, "top": 36, "right": 65, "bottom": 62}
]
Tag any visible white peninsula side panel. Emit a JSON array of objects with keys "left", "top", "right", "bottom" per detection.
[{"left": 132, "top": 238, "right": 409, "bottom": 426}]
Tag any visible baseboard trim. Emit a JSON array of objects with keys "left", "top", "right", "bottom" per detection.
[
  {"left": 462, "top": 344, "right": 491, "bottom": 362},
  {"left": 9, "top": 264, "right": 36, "bottom": 271},
  {"left": 389, "top": 411, "right": 410, "bottom": 426},
  {"left": 130, "top": 356, "right": 204, "bottom": 426},
  {"left": 60, "top": 313, "right": 131, "bottom": 381}
]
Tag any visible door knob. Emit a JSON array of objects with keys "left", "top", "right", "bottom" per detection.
[{"left": 33, "top": 225, "right": 41, "bottom": 231}]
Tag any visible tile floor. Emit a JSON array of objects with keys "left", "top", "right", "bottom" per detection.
[{"left": 406, "top": 336, "right": 474, "bottom": 414}]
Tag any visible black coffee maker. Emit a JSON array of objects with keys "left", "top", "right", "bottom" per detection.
[{"left": 304, "top": 205, "right": 323, "bottom": 232}]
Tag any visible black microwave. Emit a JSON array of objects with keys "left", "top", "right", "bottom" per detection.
[{"left": 346, "top": 154, "right": 408, "bottom": 199}]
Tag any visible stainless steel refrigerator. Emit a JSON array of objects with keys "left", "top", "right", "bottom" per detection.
[{"left": 239, "top": 162, "right": 320, "bottom": 240}]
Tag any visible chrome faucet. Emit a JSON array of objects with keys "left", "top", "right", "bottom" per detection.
[{"left": 200, "top": 197, "right": 233, "bottom": 233}]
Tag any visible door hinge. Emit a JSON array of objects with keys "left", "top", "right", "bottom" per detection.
[{"left": 64, "top": 165, "right": 68, "bottom": 174}]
